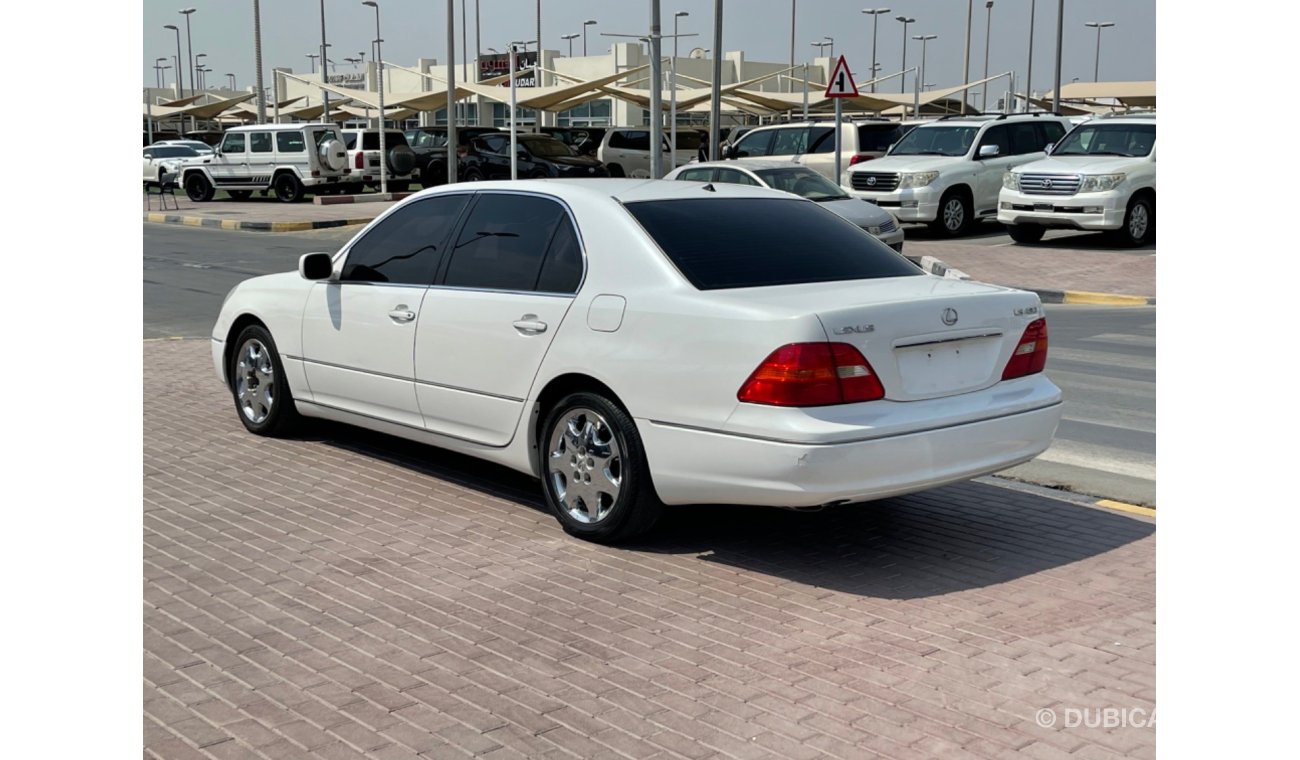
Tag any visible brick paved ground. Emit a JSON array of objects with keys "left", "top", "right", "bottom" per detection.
[
  {"left": 909, "top": 241, "right": 1156, "bottom": 299},
  {"left": 144, "top": 339, "right": 1155, "bottom": 759}
]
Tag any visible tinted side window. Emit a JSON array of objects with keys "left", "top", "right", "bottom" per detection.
[
  {"left": 771, "top": 128, "right": 813, "bottom": 155},
  {"left": 714, "top": 168, "right": 760, "bottom": 186},
  {"left": 626, "top": 198, "right": 920, "bottom": 290},
  {"left": 979, "top": 125, "right": 1011, "bottom": 155},
  {"left": 857, "top": 124, "right": 905, "bottom": 152},
  {"left": 276, "top": 131, "right": 306, "bottom": 152},
  {"left": 808, "top": 127, "right": 838, "bottom": 154},
  {"left": 481, "top": 134, "right": 509, "bottom": 153},
  {"left": 343, "top": 133, "right": 358, "bottom": 150},
  {"left": 676, "top": 168, "right": 715, "bottom": 182},
  {"left": 443, "top": 194, "right": 567, "bottom": 291},
  {"left": 1007, "top": 123, "right": 1042, "bottom": 155},
  {"left": 535, "top": 218, "right": 583, "bottom": 294},
  {"left": 220, "top": 133, "right": 246, "bottom": 153},
  {"left": 732, "top": 129, "right": 775, "bottom": 157},
  {"left": 1039, "top": 121, "right": 1067, "bottom": 144},
  {"left": 341, "top": 195, "right": 471, "bottom": 284},
  {"left": 249, "top": 132, "right": 273, "bottom": 153},
  {"left": 612, "top": 131, "right": 650, "bottom": 151}
]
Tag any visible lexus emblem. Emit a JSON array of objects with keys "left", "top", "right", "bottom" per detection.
[
  {"left": 941, "top": 308, "right": 959, "bottom": 326},
  {"left": 866, "top": 176, "right": 877, "bottom": 186}
]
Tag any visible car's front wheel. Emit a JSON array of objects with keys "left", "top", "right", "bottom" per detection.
[
  {"left": 1006, "top": 223, "right": 1045, "bottom": 243},
  {"left": 539, "top": 392, "right": 663, "bottom": 543},
  {"left": 229, "top": 325, "right": 300, "bottom": 437},
  {"left": 1111, "top": 195, "right": 1154, "bottom": 247},
  {"left": 184, "top": 172, "right": 214, "bottom": 202},
  {"left": 931, "top": 189, "right": 971, "bottom": 236}
]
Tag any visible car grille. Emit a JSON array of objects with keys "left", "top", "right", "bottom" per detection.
[
  {"left": 851, "top": 172, "right": 899, "bottom": 192},
  {"left": 1018, "top": 173, "right": 1081, "bottom": 196},
  {"left": 877, "top": 218, "right": 898, "bottom": 233}
]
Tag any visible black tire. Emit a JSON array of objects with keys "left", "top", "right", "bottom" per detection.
[
  {"left": 273, "top": 173, "right": 305, "bottom": 203},
  {"left": 183, "top": 172, "right": 215, "bottom": 202},
  {"left": 464, "top": 167, "right": 485, "bottom": 182},
  {"left": 422, "top": 161, "right": 447, "bottom": 187},
  {"left": 344, "top": 183, "right": 365, "bottom": 195},
  {"left": 606, "top": 163, "right": 626, "bottom": 178},
  {"left": 228, "top": 325, "right": 300, "bottom": 438},
  {"left": 388, "top": 180, "right": 410, "bottom": 193},
  {"left": 227, "top": 190, "right": 253, "bottom": 201},
  {"left": 1110, "top": 194, "right": 1155, "bottom": 247},
  {"left": 528, "top": 168, "right": 550, "bottom": 179},
  {"left": 538, "top": 392, "right": 663, "bottom": 544},
  {"left": 930, "top": 189, "right": 972, "bottom": 236},
  {"left": 1006, "top": 223, "right": 1045, "bottom": 244}
]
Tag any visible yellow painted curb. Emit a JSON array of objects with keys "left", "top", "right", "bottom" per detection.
[
  {"left": 145, "top": 213, "right": 167, "bottom": 223},
  {"left": 1096, "top": 499, "right": 1156, "bottom": 518},
  {"left": 270, "top": 222, "right": 314, "bottom": 232},
  {"left": 1063, "top": 291, "right": 1150, "bottom": 306},
  {"left": 182, "top": 216, "right": 204, "bottom": 227},
  {"left": 221, "top": 219, "right": 242, "bottom": 230}
]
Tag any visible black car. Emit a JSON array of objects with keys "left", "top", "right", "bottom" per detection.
[
  {"left": 538, "top": 127, "right": 608, "bottom": 156},
  {"left": 404, "top": 126, "right": 503, "bottom": 186},
  {"left": 462, "top": 133, "right": 609, "bottom": 180}
]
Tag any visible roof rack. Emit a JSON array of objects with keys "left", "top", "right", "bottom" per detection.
[
  {"left": 1098, "top": 111, "right": 1156, "bottom": 119},
  {"left": 994, "top": 111, "right": 1064, "bottom": 120}
]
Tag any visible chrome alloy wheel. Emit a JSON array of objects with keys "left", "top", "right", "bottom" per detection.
[
  {"left": 1129, "top": 202, "right": 1149, "bottom": 241},
  {"left": 235, "top": 338, "right": 276, "bottom": 424},
  {"left": 943, "top": 197, "right": 965, "bottom": 231},
  {"left": 547, "top": 408, "right": 623, "bottom": 524}
]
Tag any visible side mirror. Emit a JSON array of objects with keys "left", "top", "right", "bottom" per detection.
[
  {"left": 299, "top": 252, "right": 334, "bottom": 281},
  {"left": 978, "top": 144, "right": 1001, "bottom": 159},
  {"left": 517, "top": 150, "right": 530, "bottom": 161},
  {"left": 1043, "top": 143, "right": 1055, "bottom": 154}
]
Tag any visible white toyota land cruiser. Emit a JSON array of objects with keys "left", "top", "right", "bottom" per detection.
[
  {"left": 998, "top": 113, "right": 1155, "bottom": 246},
  {"left": 844, "top": 114, "right": 1071, "bottom": 236}
]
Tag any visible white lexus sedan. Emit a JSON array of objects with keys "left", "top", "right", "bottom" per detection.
[{"left": 213, "top": 179, "right": 1062, "bottom": 543}]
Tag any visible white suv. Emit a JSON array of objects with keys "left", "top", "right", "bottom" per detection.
[
  {"left": 180, "top": 124, "right": 350, "bottom": 203},
  {"left": 341, "top": 129, "right": 418, "bottom": 193},
  {"left": 596, "top": 128, "right": 699, "bottom": 178},
  {"left": 725, "top": 119, "right": 923, "bottom": 184},
  {"left": 844, "top": 114, "right": 1071, "bottom": 236},
  {"left": 998, "top": 114, "right": 1156, "bottom": 246}
]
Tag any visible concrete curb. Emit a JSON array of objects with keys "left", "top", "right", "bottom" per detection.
[
  {"left": 143, "top": 213, "right": 372, "bottom": 233},
  {"left": 909, "top": 254, "right": 1155, "bottom": 307},
  {"left": 314, "top": 192, "right": 417, "bottom": 206}
]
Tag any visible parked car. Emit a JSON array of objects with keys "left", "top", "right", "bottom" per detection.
[
  {"left": 341, "top": 129, "right": 418, "bottom": 192},
  {"left": 212, "top": 179, "right": 1061, "bottom": 543},
  {"left": 998, "top": 113, "right": 1156, "bottom": 246},
  {"left": 539, "top": 127, "right": 608, "bottom": 156},
  {"left": 179, "top": 123, "right": 351, "bottom": 203},
  {"left": 461, "top": 133, "right": 609, "bottom": 180},
  {"left": 725, "top": 119, "right": 923, "bottom": 183},
  {"left": 844, "top": 114, "right": 1072, "bottom": 236},
  {"left": 151, "top": 139, "right": 215, "bottom": 156},
  {"left": 596, "top": 128, "right": 702, "bottom": 177},
  {"left": 142, "top": 144, "right": 202, "bottom": 183},
  {"left": 665, "top": 159, "right": 904, "bottom": 251},
  {"left": 405, "top": 126, "right": 502, "bottom": 185}
]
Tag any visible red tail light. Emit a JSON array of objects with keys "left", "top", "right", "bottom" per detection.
[
  {"left": 848, "top": 153, "right": 874, "bottom": 166},
  {"left": 1002, "top": 318, "right": 1049, "bottom": 380},
  {"left": 354, "top": 151, "right": 364, "bottom": 169},
  {"left": 738, "top": 342, "right": 885, "bottom": 407}
]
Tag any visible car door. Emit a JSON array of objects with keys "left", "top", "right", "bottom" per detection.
[
  {"left": 299, "top": 194, "right": 472, "bottom": 428},
  {"left": 612, "top": 130, "right": 652, "bottom": 177},
  {"left": 477, "top": 135, "right": 511, "bottom": 179},
  {"left": 729, "top": 128, "right": 776, "bottom": 159},
  {"left": 795, "top": 125, "right": 842, "bottom": 181},
  {"left": 211, "top": 132, "right": 247, "bottom": 186},
  {"left": 414, "top": 192, "right": 582, "bottom": 446},
  {"left": 247, "top": 131, "right": 275, "bottom": 187},
  {"left": 973, "top": 124, "right": 1019, "bottom": 215}
]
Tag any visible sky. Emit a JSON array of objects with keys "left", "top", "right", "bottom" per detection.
[{"left": 142, "top": 0, "right": 1154, "bottom": 97}]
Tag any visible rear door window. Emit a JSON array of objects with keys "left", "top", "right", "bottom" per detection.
[
  {"left": 978, "top": 125, "right": 1011, "bottom": 156},
  {"left": 1039, "top": 121, "right": 1067, "bottom": 145},
  {"left": 625, "top": 198, "right": 920, "bottom": 290},
  {"left": 535, "top": 217, "right": 584, "bottom": 294},
  {"left": 611, "top": 131, "right": 651, "bottom": 151},
  {"left": 442, "top": 194, "right": 570, "bottom": 291},
  {"left": 276, "top": 131, "right": 306, "bottom": 152},
  {"left": 249, "top": 132, "right": 273, "bottom": 153},
  {"left": 732, "top": 129, "right": 775, "bottom": 157},
  {"left": 808, "top": 127, "right": 837, "bottom": 154}
]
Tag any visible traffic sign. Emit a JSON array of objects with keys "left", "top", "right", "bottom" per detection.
[{"left": 824, "top": 55, "right": 859, "bottom": 98}]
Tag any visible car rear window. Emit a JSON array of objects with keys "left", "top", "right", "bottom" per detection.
[
  {"left": 857, "top": 123, "right": 906, "bottom": 152},
  {"left": 624, "top": 198, "right": 920, "bottom": 290}
]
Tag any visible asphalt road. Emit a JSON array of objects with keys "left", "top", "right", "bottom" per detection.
[{"left": 144, "top": 223, "right": 1155, "bottom": 505}]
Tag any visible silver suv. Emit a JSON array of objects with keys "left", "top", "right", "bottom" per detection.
[{"left": 180, "top": 124, "right": 350, "bottom": 203}]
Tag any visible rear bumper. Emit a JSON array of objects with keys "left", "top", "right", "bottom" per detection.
[{"left": 639, "top": 397, "right": 1062, "bottom": 508}]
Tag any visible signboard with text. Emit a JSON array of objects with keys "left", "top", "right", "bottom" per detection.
[{"left": 479, "top": 51, "right": 538, "bottom": 87}]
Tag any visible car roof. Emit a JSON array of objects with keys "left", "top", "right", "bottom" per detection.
[
  {"left": 227, "top": 123, "right": 335, "bottom": 132},
  {"left": 684, "top": 159, "right": 805, "bottom": 171},
  {"left": 404, "top": 178, "right": 798, "bottom": 207}
]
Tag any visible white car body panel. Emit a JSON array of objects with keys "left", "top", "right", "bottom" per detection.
[{"left": 213, "top": 179, "right": 1061, "bottom": 509}]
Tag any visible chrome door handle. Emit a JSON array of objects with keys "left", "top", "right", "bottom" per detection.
[
  {"left": 388, "top": 307, "right": 416, "bottom": 323},
  {"left": 512, "top": 315, "right": 548, "bottom": 334}
]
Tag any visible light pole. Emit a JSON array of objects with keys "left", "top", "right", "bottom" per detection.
[
  {"left": 195, "top": 54, "right": 207, "bottom": 90},
  {"left": 562, "top": 32, "right": 579, "bottom": 57},
  {"left": 961, "top": 0, "right": 972, "bottom": 113},
  {"left": 362, "top": 0, "right": 387, "bottom": 193},
  {"left": 1025, "top": 0, "right": 1036, "bottom": 111},
  {"left": 318, "top": 0, "right": 332, "bottom": 125},
  {"left": 1052, "top": 0, "right": 1063, "bottom": 113},
  {"left": 670, "top": 10, "right": 688, "bottom": 170},
  {"left": 1085, "top": 21, "right": 1115, "bottom": 82},
  {"left": 508, "top": 41, "right": 535, "bottom": 178},
  {"left": 252, "top": 1, "right": 265, "bottom": 123},
  {"left": 307, "top": 53, "right": 318, "bottom": 73},
  {"left": 154, "top": 57, "right": 169, "bottom": 89},
  {"left": 982, "top": 1, "right": 993, "bottom": 112},
  {"left": 447, "top": 0, "right": 457, "bottom": 183},
  {"left": 895, "top": 16, "right": 914, "bottom": 93},
  {"left": 227, "top": 73, "right": 236, "bottom": 90},
  {"left": 163, "top": 24, "right": 183, "bottom": 98},
  {"left": 811, "top": 38, "right": 832, "bottom": 69},
  {"left": 179, "top": 8, "right": 196, "bottom": 97},
  {"left": 789, "top": 0, "right": 796, "bottom": 93},
  {"left": 862, "top": 8, "right": 890, "bottom": 94},
  {"left": 912, "top": 33, "right": 937, "bottom": 113},
  {"left": 583, "top": 19, "right": 597, "bottom": 56}
]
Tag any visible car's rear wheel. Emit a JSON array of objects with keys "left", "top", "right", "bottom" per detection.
[
  {"left": 229, "top": 325, "right": 300, "bottom": 437},
  {"left": 1006, "top": 223, "right": 1045, "bottom": 243},
  {"left": 931, "top": 189, "right": 971, "bottom": 236},
  {"left": 1111, "top": 195, "right": 1154, "bottom": 247},
  {"left": 606, "top": 163, "right": 626, "bottom": 178},
  {"left": 273, "top": 173, "right": 304, "bottom": 203},
  {"left": 228, "top": 190, "right": 253, "bottom": 201},
  {"left": 184, "top": 172, "right": 214, "bottom": 202},
  {"left": 539, "top": 392, "right": 663, "bottom": 543},
  {"left": 464, "top": 167, "right": 485, "bottom": 182}
]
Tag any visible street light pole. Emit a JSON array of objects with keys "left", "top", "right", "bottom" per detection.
[
  {"left": 671, "top": 10, "right": 688, "bottom": 170},
  {"left": 961, "top": 0, "right": 972, "bottom": 114},
  {"left": 251, "top": 2, "right": 265, "bottom": 123},
  {"left": 195, "top": 54, "right": 207, "bottom": 90},
  {"left": 982, "top": 1, "right": 993, "bottom": 112},
  {"left": 895, "top": 16, "right": 913, "bottom": 93},
  {"left": 1085, "top": 21, "right": 1115, "bottom": 82},
  {"left": 1052, "top": 0, "right": 1063, "bottom": 113},
  {"left": 227, "top": 73, "right": 236, "bottom": 90},
  {"left": 1025, "top": 0, "right": 1036, "bottom": 111},
  {"left": 862, "top": 8, "right": 890, "bottom": 94},
  {"left": 912, "top": 34, "right": 936, "bottom": 115},
  {"left": 562, "top": 33, "right": 579, "bottom": 57},
  {"left": 164, "top": 24, "right": 183, "bottom": 99},
  {"left": 710, "top": 0, "right": 722, "bottom": 161},
  {"left": 319, "top": 0, "right": 332, "bottom": 125},
  {"left": 362, "top": 1, "right": 387, "bottom": 194},
  {"left": 648, "top": 0, "right": 663, "bottom": 178},
  {"left": 788, "top": 0, "right": 795, "bottom": 94},
  {"left": 584, "top": 19, "right": 597, "bottom": 56},
  {"left": 447, "top": 0, "right": 457, "bottom": 184},
  {"left": 155, "top": 57, "right": 168, "bottom": 89},
  {"left": 179, "top": 8, "right": 196, "bottom": 98}
]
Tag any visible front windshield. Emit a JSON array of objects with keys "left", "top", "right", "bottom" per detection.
[
  {"left": 151, "top": 146, "right": 199, "bottom": 158},
  {"left": 755, "top": 168, "right": 848, "bottom": 201},
  {"left": 889, "top": 125, "right": 979, "bottom": 156},
  {"left": 522, "top": 137, "right": 577, "bottom": 157},
  {"left": 1053, "top": 123, "right": 1155, "bottom": 157}
]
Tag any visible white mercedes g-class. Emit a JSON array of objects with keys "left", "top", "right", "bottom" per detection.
[{"left": 179, "top": 124, "right": 350, "bottom": 203}]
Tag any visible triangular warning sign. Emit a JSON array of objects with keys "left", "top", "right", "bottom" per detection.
[{"left": 824, "top": 55, "right": 859, "bottom": 98}]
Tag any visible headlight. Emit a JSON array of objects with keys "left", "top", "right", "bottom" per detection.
[
  {"left": 1079, "top": 173, "right": 1126, "bottom": 192},
  {"left": 898, "top": 171, "right": 939, "bottom": 189},
  {"left": 1003, "top": 172, "right": 1020, "bottom": 190}
]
